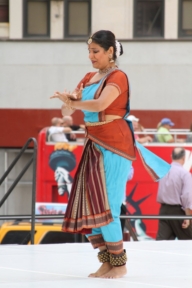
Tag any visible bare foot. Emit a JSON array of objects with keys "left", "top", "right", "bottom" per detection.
[
  {"left": 88, "top": 262, "right": 113, "bottom": 278},
  {"left": 101, "top": 265, "right": 127, "bottom": 279}
]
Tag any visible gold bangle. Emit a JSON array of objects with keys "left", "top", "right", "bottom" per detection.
[{"left": 65, "top": 97, "right": 75, "bottom": 110}]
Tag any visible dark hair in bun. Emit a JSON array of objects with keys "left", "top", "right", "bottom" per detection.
[{"left": 88, "top": 30, "right": 123, "bottom": 61}]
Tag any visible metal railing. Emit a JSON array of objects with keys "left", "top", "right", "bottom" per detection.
[
  {"left": 46, "top": 129, "right": 192, "bottom": 144},
  {"left": 0, "top": 213, "right": 191, "bottom": 243},
  {"left": 0, "top": 138, "right": 37, "bottom": 244},
  {"left": 0, "top": 214, "right": 191, "bottom": 221},
  {"left": 134, "top": 130, "right": 192, "bottom": 143}
]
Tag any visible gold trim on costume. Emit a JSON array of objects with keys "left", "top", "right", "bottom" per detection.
[
  {"left": 85, "top": 120, "right": 113, "bottom": 126},
  {"left": 87, "top": 134, "right": 136, "bottom": 161}
]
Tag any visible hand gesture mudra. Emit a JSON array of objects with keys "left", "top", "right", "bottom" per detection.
[
  {"left": 70, "top": 83, "right": 83, "bottom": 100},
  {"left": 50, "top": 83, "right": 83, "bottom": 102}
]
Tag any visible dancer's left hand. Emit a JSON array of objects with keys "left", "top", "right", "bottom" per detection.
[
  {"left": 50, "top": 90, "right": 72, "bottom": 102},
  {"left": 50, "top": 83, "right": 83, "bottom": 102}
]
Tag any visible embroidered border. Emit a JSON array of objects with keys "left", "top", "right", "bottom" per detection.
[
  {"left": 105, "top": 240, "right": 124, "bottom": 254},
  {"left": 88, "top": 134, "right": 136, "bottom": 161},
  {"left": 88, "top": 234, "right": 105, "bottom": 249}
]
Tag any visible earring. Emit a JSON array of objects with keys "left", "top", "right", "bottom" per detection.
[{"left": 109, "top": 54, "right": 114, "bottom": 63}]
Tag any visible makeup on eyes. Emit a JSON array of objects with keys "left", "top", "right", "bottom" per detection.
[{"left": 88, "top": 48, "right": 99, "bottom": 53}]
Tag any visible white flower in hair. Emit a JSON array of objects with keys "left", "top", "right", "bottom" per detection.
[{"left": 115, "top": 40, "right": 121, "bottom": 58}]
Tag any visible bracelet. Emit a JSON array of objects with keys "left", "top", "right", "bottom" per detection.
[{"left": 64, "top": 97, "right": 75, "bottom": 110}]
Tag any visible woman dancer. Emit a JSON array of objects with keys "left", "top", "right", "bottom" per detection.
[{"left": 50, "top": 30, "right": 170, "bottom": 279}]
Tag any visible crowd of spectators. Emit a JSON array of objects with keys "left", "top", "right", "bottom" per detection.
[
  {"left": 127, "top": 115, "right": 192, "bottom": 144},
  {"left": 47, "top": 114, "right": 192, "bottom": 144}
]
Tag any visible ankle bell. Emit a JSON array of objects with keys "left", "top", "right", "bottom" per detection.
[
  {"left": 110, "top": 249, "right": 127, "bottom": 266},
  {"left": 97, "top": 249, "right": 110, "bottom": 263}
]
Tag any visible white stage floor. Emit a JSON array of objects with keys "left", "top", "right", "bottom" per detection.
[{"left": 0, "top": 240, "right": 191, "bottom": 288}]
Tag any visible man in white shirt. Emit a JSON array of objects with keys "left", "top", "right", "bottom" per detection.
[
  {"left": 48, "top": 117, "right": 72, "bottom": 142},
  {"left": 62, "top": 115, "right": 85, "bottom": 141}
]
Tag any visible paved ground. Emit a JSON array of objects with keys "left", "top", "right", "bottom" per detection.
[{"left": 0, "top": 240, "right": 191, "bottom": 288}]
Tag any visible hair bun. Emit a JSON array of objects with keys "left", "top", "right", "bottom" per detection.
[
  {"left": 119, "top": 42, "right": 123, "bottom": 56},
  {"left": 115, "top": 40, "right": 123, "bottom": 58}
]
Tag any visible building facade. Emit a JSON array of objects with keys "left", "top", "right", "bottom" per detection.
[{"left": 0, "top": 0, "right": 192, "bottom": 147}]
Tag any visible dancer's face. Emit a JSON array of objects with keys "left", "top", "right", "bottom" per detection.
[{"left": 88, "top": 42, "right": 113, "bottom": 70}]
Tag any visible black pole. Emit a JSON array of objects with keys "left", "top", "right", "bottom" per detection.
[{"left": 30, "top": 138, "right": 37, "bottom": 245}]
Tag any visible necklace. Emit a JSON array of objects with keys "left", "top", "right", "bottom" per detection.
[{"left": 98, "top": 66, "right": 117, "bottom": 74}]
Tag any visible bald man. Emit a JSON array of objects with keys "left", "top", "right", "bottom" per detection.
[
  {"left": 48, "top": 117, "right": 72, "bottom": 142},
  {"left": 156, "top": 147, "right": 192, "bottom": 240},
  {"left": 62, "top": 116, "right": 85, "bottom": 142}
]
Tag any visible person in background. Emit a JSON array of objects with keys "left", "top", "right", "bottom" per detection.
[
  {"left": 186, "top": 123, "right": 192, "bottom": 143},
  {"left": 120, "top": 165, "right": 134, "bottom": 233},
  {"left": 48, "top": 117, "right": 72, "bottom": 142},
  {"left": 62, "top": 115, "right": 85, "bottom": 141},
  {"left": 156, "top": 118, "right": 174, "bottom": 143},
  {"left": 127, "top": 115, "right": 153, "bottom": 144},
  {"left": 156, "top": 118, "right": 185, "bottom": 143},
  {"left": 156, "top": 147, "right": 192, "bottom": 240}
]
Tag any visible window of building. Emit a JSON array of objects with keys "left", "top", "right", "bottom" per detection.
[
  {"left": 134, "top": 0, "right": 164, "bottom": 38},
  {"left": 0, "top": 0, "right": 9, "bottom": 22},
  {"left": 179, "top": 0, "right": 192, "bottom": 37},
  {"left": 64, "top": 0, "right": 91, "bottom": 38},
  {"left": 23, "top": 0, "right": 50, "bottom": 37}
]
